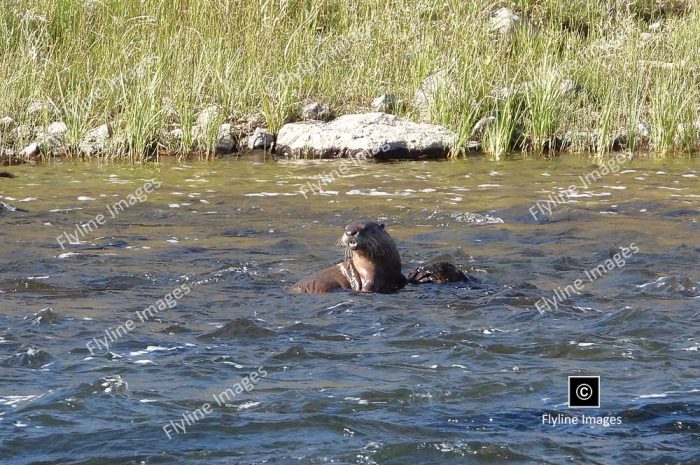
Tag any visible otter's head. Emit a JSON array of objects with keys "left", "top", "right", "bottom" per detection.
[{"left": 338, "top": 220, "right": 399, "bottom": 261}]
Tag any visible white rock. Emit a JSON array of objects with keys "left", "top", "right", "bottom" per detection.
[
  {"left": 371, "top": 94, "right": 400, "bottom": 113},
  {"left": 247, "top": 128, "right": 274, "bottom": 150},
  {"left": 276, "top": 112, "right": 455, "bottom": 159},
  {"left": 301, "top": 102, "right": 333, "bottom": 121}
]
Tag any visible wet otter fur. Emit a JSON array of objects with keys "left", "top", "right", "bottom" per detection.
[{"left": 293, "top": 220, "right": 469, "bottom": 294}]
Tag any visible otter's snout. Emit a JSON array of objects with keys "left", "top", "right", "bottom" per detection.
[
  {"left": 344, "top": 227, "right": 360, "bottom": 250},
  {"left": 340, "top": 221, "right": 384, "bottom": 251}
]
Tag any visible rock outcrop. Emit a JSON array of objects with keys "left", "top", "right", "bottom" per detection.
[{"left": 276, "top": 112, "right": 456, "bottom": 159}]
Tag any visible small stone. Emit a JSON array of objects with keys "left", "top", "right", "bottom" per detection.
[
  {"left": 469, "top": 116, "right": 496, "bottom": 141},
  {"left": 27, "top": 100, "right": 49, "bottom": 115},
  {"left": 0, "top": 116, "right": 15, "bottom": 132},
  {"left": 216, "top": 123, "right": 236, "bottom": 154},
  {"left": 46, "top": 121, "right": 68, "bottom": 137},
  {"left": 168, "top": 128, "right": 183, "bottom": 141},
  {"left": 464, "top": 140, "right": 482, "bottom": 152},
  {"left": 637, "top": 123, "right": 650, "bottom": 139},
  {"left": 19, "top": 142, "right": 40, "bottom": 158},
  {"left": 648, "top": 20, "right": 663, "bottom": 32},
  {"left": 198, "top": 317, "right": 276, "bottom": 339},
  {"left": 79, "top": 124, "right": 112, "bottom": 156},
  {"left": 301, "top": 102, "right": 333, "bottom": 121},
  {"left": 489, "top": 8, "right": 522, "bottom": 37},
  {"left": 559, "top": 79, "right": 583, "bottom": 96},
  {"left": 413, "top": 69, "right": 455, "bottom": 112},
  {"left": 371, "top": 94, "right": 400, "bottom": 113},
  {"left": 247, "top": 127, "right": 274, "bottom": 150},
  {"left": 195, "top": 105, "right": 219, "bottom": 128},
  {"left": 36, "top": 133, "right": 68, "bottom": 156}
]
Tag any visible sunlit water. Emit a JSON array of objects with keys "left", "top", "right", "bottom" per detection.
[{"left": 1, "top": 155, "right": 698, "bottom": 465}]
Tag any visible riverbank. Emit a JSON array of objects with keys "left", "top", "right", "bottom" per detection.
[{"left": 1, "top": 1, "right": 699, "bottom": 162}]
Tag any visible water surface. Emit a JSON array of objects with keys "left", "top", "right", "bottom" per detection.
[{"left": 1, "top": 155, "right": 699, "bottom": 464}]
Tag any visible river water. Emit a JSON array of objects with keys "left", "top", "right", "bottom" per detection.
[{"left": 1, "top": 155, "right": 698, "bottom": 464}]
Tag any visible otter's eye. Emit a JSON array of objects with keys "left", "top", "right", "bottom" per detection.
[{"left": 346, "top": 230, "right": 358, "bottom": 236}]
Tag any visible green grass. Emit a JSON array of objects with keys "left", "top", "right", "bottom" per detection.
[{"left": 0, "top": 0, "right": 699, "bottom": 161}]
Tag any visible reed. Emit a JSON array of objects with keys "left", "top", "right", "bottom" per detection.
[{"left": 0, "top": 0, "right": 697, "bottom": 161}]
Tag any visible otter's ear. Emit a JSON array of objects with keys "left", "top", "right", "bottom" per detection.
[{"left": 379, "top": 223, "right": 385, "bottom": 230}]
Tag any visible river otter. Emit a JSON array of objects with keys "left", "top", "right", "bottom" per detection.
[
  {"left": 293, "top": 220, "right": 469, "bottom": 293},
  {"left": 0, "top": 171, "right": 15, "bottom": 178}
]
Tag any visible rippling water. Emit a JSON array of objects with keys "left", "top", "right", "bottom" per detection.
[{"left": 1, "top": 155, "right": 698, "bottom": 464}]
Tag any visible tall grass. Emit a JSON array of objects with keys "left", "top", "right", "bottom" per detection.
[{"left": 0, "top": 0, "right": 698, "bottom": 161}]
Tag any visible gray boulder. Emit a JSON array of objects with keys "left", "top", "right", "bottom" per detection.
[
  {"left": 301, "top": 102, "right": 333, "bottom": 121},
  {"left": 275, "top": 112, "right": 456, "bottom": 159}
]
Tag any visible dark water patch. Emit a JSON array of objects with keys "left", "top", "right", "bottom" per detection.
[
  {"left": 0, "top": 279, "right": 70, "bottom": 294},
  {"left": 24, "top": 307, "right": 61, "bottom": 325},
  {"left": 85, "top": 274, "right": 155, "bottom": 291},
  {"left": 271, "top": 346, "right": 312, "bottom": 361},
  {"left": 0, "top": 347, "right": 54, "bottom": 368},
  {"left": 198, "top": 318, "right": 277, "bottom": 339}
]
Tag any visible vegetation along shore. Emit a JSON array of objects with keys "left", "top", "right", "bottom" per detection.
[{"left": 1, "top": 0, "right": 699, "bottom": 163}]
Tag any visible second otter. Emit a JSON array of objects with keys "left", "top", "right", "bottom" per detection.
[{"left": 293, "top": 221, "right": 469, "bottom": 294}]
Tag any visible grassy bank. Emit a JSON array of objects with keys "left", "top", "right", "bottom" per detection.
[{"left": 1, "top": 0, "right": 699, "bottom": 161}]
